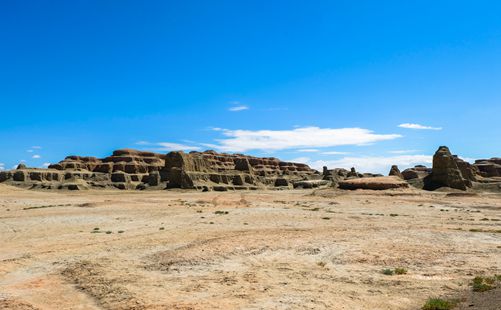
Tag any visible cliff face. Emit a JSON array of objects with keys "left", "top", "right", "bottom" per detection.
[
  {"left": 0, "top": 149, "right": 321, "bottom": 191},
  {"left": 161, "top": 151, "right": 321, "bottom": 191}
]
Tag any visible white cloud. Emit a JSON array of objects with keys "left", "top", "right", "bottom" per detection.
[
  {"left": 306, "top": 155, "right": 432, "bottom": 174},
  {"left": 42, "top": 162, "right": 51, "bottom": 168},
  {"left": 228, "top": 105, "right": 249, "bottom": 112},
  {"left": 156, "top": 142, "right": 201, "bottom": 151},
  {"left": 0, "top": 163, "right": 4, "bottom": 171},
  {"left": 32, "top": 154, "right": 41, "bottom": 159},
  {"left": 398, "top": 123, "right": 442, "bottom": 130},
  {"left": 136, "top": 141, "right": 201, "bottom": 152},
  {"left": 27, "top": 149, "right": 34, "bottom": 153},
  {"left": 211, "top": 127, "right": 401, "bottom": 152},
  {"left": 296, "top": 149, "right": 320, "bottom": 153},
  {"left": 287, "top": 157, "right": 311, "bottom": 164},
  {"left": 31, "top": 146, "right": 42, "bottom": 149},
  {"left": 321, "top": 151, "right": 350, "bottom": 155},
  {"left": 388, "top": 150, "right": 419, "bottom": 154},
  {"left": 228, "top": 102, "right": 249, "bottom": 112}
]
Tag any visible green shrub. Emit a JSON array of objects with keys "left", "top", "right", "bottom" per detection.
[
  {"left": 472, "top": 276, "right": 496, "bottom": 292},
  {"left": 422, "top": 298, "right": 455, "bottom": 310},
  {"left": 395, "top": 267, "right": 408, "bottom": 275},
  {"left": 382, "top": 268, "right": 394, "bottom": 275}
]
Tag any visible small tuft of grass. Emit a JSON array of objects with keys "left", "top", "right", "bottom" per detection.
[
  {"left": 214, "top": 211, "right": 229, "bottom": 215},
  {"left": 317, "top": 261, "right": 326, "bottom": 268},
  {"left": 159, "top": 227, "right": 165, "bottom": 230},
  {"left": 389, "top": 213, "right": 399, "bottom": 217},
  {"left": 93, "top": 227, "right": 100, "bottom": 231},
  {"left": 118, "top": 230, "right": 124, "bottom": 233},
  {"left": 209, "top": 221, "right": 214, "bottom": 224},
  {"left": 321, "top": 217, "right": 331, "bottom": 220},
  {"left": 382, "top": 268, "right": 394, "bottom": 275},
  {"left": 395, "top": 267, "right": 408, "bottom": 275},
  {"left": 472, "top": 276, "right": 497, "bottom": 292},
  {"left": 105, "top": 231, "right": 112, "bottom": 234},
  {"left": 422, "top": 298, "right": 455, "bottom": 310}
]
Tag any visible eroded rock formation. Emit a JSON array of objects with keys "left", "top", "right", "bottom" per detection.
[
  {"left": 0, "top": 149, "right": 322, "bottom": 191},
  {"left": 388, "top": 165, "right": 403, "bottom": 179},
  {"left": 424, "top": 146, "right": 471, "bottom": 190}
]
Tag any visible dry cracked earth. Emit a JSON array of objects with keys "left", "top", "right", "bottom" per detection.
[{"left": 0, "top": 184, "right": 500, "bottom": 309}]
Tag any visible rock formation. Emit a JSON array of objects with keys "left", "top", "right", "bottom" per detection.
[
  {"left": 161, "top": 150, "right": 322, "bottom": 191},
  {"left": 388, "top": 165, "right": 403, "bottom": 179},
  {"left": 0, "top": 149, "right": 322, "bottom": 191},
  {"left": 338, "top": 176, "right": 409, "bottom": 190},
  {"left": 424, "top": 146, "right": 471, "bottom": 191},
  {"left": 401, "top": 165, "right": 432, "bottom": 180}
]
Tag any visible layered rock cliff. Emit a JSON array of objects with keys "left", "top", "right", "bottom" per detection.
[{"left": 0, "top": 149, "right": 322, "bottom": 191}]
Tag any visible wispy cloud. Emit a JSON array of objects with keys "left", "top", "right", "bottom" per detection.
[
  {"left": 42, "top": 162, "right": 51, "bottom": 168},
  {"left": 398, "top": 123, "right": 442, "bottom": 130},
  {"left": 321, "top": 151, "right": 350, "bottom": 155},
  {"left": 388, "top": 150, "right": 419, "bottom": 154},
  {"left": 296, "top": 149, "right": 320, "bottom": 153},
  {"left": 31, "top": 146, "right": 42, "bottom": 149},
  {"left": 0, "top": 163, "right": 4, "bottom": 171},
  {"left": 210, "top": 127, "right": 401, "bottom": 152},
  {"left": 306, "top": 154, "right": 432, "bottom": 174},
  {"left": 32, "top": 154, "right": 41, "bottom": 159},
  {"left": 136, "top": 141, "right": 201, "bottom": 152},
  {"left": 228, "top": 102, "right": 249, "bottom": 112}
]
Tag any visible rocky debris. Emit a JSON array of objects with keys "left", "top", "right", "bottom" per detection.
[
  {"left": 388, "top": 165, "right": 403, "bottom": 178},
  {"left": 424, "top": 146, "right": 472, "bottom": 191},
  {"left": 338, "top": 176, "right": 409, "bottom": 190}
]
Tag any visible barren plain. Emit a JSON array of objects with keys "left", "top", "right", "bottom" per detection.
[{"left": 1, "top": 184, "right": 500, "bottom": 309}]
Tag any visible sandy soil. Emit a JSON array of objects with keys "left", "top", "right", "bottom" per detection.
[{"left": 0, "top": 183, "right": 500, "bottom": 309}]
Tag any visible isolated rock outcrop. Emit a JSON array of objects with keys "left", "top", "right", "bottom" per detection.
[
  {"left": 388, "top": 165, "right": 403, "bottom": 179},
  {"left": 424, "top": 146, "right": 471, "bottom": 191}
]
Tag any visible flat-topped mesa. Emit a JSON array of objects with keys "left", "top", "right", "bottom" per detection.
[{"left": 161, "top": 150, "right": 321, "bottom": 191}]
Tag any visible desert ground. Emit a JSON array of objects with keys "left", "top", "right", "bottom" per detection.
[{"left": 0, "top": 183, "right": 500, "bottom": 310}]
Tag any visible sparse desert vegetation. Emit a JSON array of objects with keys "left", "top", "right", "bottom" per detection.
[{"left": 1, "top": 185, "right": 500, "bottom": 309}]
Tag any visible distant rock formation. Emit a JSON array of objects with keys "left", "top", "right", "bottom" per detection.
[
  {"left": 338, "top": 176, "right": 409, "bottom": 190},
  {"left": 424, "top": 146, "right": 471, "bottom": 191},
  {"left": 388, "top": 165, "right": 403, "bottom": 179},
  {"left": 401, "top": 165, "right": 432, "bottom": 180},
  {"left": 0, "top": 149, "right": 322, "bottom": 191},
  {"left": 473, "top": 158, "right": 501, "bottom": 178}
]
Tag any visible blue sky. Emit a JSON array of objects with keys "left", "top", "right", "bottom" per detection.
[{"left": 1, "top": 1, "right": 501, "bottom": 173}]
